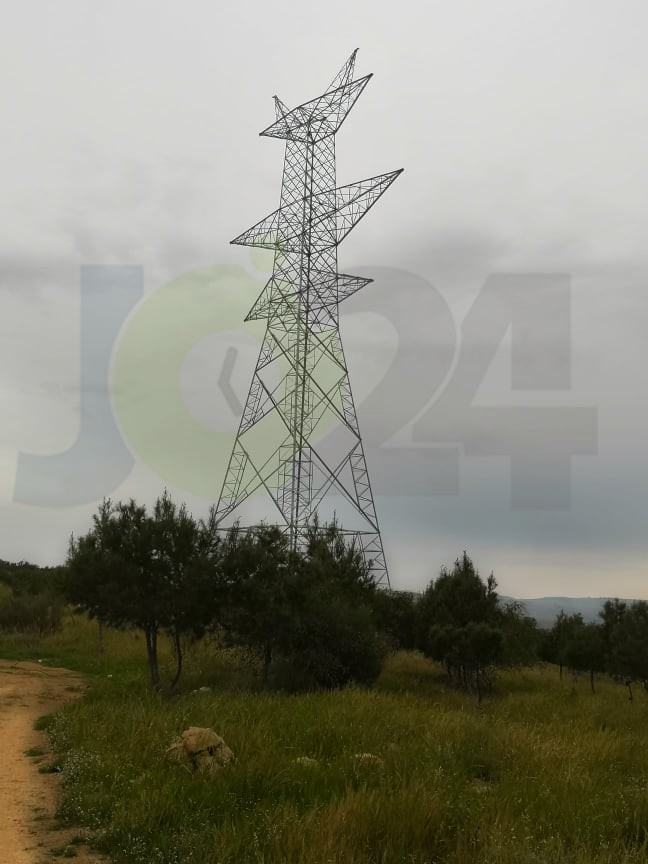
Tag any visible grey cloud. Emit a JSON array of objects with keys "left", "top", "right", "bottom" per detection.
[{"left": 1, "top": 3, "right": 646, "bottom": 599}]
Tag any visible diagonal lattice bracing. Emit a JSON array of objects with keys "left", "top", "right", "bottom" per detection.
[
  {"left": 260, "top": 75, "right": 372, "bottom": 143},
  {"left": 216, "top": 51, "right": 402, "bottom": 585}
]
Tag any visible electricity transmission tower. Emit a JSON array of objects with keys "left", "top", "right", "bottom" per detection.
[{"left": 216, "top": 50, "right": 402, "bottom": 585}]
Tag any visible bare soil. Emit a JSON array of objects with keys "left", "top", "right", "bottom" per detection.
[{"left": 0, "top": 660, "right": 109, "bottom": 864}]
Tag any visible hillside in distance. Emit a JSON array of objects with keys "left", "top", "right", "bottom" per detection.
[{"left": 509, "top": 596, "right": 635, "bottom": 628}]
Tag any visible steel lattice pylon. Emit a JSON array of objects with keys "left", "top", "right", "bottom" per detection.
[{"left": 216, "top": 50, "right": 402, "bottom": 585}]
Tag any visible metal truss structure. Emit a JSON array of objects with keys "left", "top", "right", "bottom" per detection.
[{"left": 216, "top": 50, "right": 402, "bottom": 585}]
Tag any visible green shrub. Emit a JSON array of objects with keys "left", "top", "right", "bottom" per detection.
[{"left": 0, "top": 590, "right": 63, "bottom": 635}]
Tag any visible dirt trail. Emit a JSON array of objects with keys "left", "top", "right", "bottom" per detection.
[{"left": 0, "top": 660, "right": 109, "bottom": 864}]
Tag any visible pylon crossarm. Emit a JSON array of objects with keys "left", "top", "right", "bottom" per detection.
[{"left": 259, "top": 75, "right": 372, "bottom": 142}]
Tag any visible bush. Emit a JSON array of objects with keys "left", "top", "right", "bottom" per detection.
[
  {"left": 221, "top": 520, "right": 386, "bottom": 692},
  {"left": 272, "top": 597, "right": 385, "bottom": 692},
  {"left": 415, "top": 552, "right": 539, "bottom": 698},
  {"left": 0, "top": 590, "right": 63, "bottom": 636},
  {"left": 370, "top": 589, "right": 418, "bottom": 651}
]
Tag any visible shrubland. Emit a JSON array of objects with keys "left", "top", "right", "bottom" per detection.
[
  {"left": 3, "top": 493, "right": 648, "bottom": 862},
  {"left": 0, "top": 558, "right": 64, "bottom": 636},
  {"left": 4, "top": 617, "right": 648, "bottom": 864}
]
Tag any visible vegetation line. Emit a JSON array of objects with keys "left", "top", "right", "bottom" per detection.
[{"left": 1, "top": 492, "right": 647, "bottom": 862}]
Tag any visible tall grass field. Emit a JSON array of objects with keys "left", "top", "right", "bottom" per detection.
[{"left": 3, "top": 615, "right": 648, "bottom": 863}]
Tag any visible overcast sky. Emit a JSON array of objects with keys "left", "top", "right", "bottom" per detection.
[{"left": 1, "top": 0, "right": 646, "bottom": 599}]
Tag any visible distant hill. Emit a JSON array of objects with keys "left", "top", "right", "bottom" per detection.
[
  {"left": 506, "top": 596, "right": 635, "bottom": 628},
  {"left": 403, "top": 590, "right": 640, "bottom": 629}
]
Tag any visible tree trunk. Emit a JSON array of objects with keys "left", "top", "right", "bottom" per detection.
[
  {"left": 98, "top": 619, "right": 105, "bottom": 656},
  {"left": 261, "top": 644, "right": 272, "bottom": 689},
  {"left": 626, "top": 679, "right": 633, "bottom": 703},
  {"left": 559, "top": 662, "right": 563, "bottom": 680},
  {"left": 144, "top": 627, "right": 160, "bottom": 691},
  {"left": 590, "top": 669, "right": 595, "bottom": 694},
  {"left": 169, "top": 626, "right": 183, "bottom": 694}
]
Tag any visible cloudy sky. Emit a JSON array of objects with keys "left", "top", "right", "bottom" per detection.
[{"left": 2, "top": 0, "right": 646, "bottom": 599}]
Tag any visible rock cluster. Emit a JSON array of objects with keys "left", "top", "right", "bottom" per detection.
[{"left": 165, "top": 727, "right": 235, "bottom": 774}]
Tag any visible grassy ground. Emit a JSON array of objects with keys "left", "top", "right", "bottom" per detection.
[{"left": 2, "top": 617, "right": 648, "bottom": 863}]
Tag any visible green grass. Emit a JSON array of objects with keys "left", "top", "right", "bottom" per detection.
[
  {"left": 6, "top": 616, "right": 648, "bottom": 863},
  {"left": 0, "top": 612, "right": 156, "bottom": 679},
  {"left": 0, "top": 611, "right": 260, "bottom": 692},
  {"left": 50, "top": 844, "right": 78, "bottom": 858}
]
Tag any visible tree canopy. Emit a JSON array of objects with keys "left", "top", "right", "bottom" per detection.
[
  {"left": 66, "top": 493, "right": 219, "bottom": 691},
  {"left": 416, "top": 552, "right": 538, "bottom": 698},
  {"left": 219, "top": 519, "right": 384, "bottom": 691}
]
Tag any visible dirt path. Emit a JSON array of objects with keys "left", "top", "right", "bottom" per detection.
[{"left": 0, "top": 660, "right": 109, "bottom": 864}]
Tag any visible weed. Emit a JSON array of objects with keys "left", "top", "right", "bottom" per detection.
[
  {"left": 50, "top": 845, "right": 78, "bottom": 858},
  {"left": 38, "top": 761, "right": 63, "bottom": 774},
  {"left": 8, "top": 617, "right": 648, "bottom": 863}
]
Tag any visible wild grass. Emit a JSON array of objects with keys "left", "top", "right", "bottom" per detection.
[
  {"left": 0, "top": 611, "right": 257, "bottom": 690},
  {"left": 0, "top": 611, "right": 148, "bottom": 677},
  {"left": 5, "top": 616, "right": 648, "bottom": 863}
]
